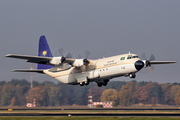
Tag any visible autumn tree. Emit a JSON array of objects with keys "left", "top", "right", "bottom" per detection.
[
  {"left": 101, "top": 89, "right": 118, "bottom": 106},
  {"left": 43, "top": 84, "right": 59, "bottom": 106},
  {"left": 88, "top": 86, "right": 104, "bottom": 102},
  {"left": 119, "top": 81, "right": 136, "bottom": 106},
  {"left": 136, "top": 82, "right": 152, "bottom": 104},
  {"left": 26, "top": 86, "right": 46, "bottom": 106},
  {"left": 174, "top": 86, "right": 180, "bottom": 105},
  {"left": 170, "top": 85, "right": 179, "bottom": 102},
  {"left": 11, "top": 97, "right": 16, "bottom": 107}
]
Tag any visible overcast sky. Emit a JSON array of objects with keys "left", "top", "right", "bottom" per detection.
[{"left": 0, "top": 0, "right": 179, "bottom": 83}]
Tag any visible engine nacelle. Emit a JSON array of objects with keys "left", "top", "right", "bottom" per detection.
[
  {"left": 73, "top": 59, "right": 84, "bottom": 67},
  {"left": 50, "top": 57, "right": 65, "bottom": 65},
  {"left": 142, "top": 60, "right": 150, "bottom": 68}
]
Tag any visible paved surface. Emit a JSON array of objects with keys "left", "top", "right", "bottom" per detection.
[
  {"left": 0, "top": 113, "right": 180, "bottom": 117},
  {"left": 1, "top": 107, "right": 180, "bottom": 111}
]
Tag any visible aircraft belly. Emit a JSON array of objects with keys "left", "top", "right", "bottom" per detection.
[
  {"left": 55, "top": 74, "right": 77, "bottom": 84},
  {"left": 98, "top": 63, "right": 137, "bottom": 79}
]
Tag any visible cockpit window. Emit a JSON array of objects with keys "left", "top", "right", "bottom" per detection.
[
  {"left": 127, "top": 55, "right": 132, "bottom": 59},
  {"left": 127, "top": 55, "right": 139, "bottom": 59}
]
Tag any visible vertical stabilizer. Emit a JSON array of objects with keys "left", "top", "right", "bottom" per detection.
[{"left": 38, "top": 36, "right": 54, "bottom": 69}]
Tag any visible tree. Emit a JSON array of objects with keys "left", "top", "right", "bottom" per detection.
[
  {"left": 1, "top": 84, "right": 15, "bottom": 106},
  {"left": 11, "top": 97, "right": 16, "bottom": 107},
  {"left": 170, "top": 85, "right": 179, "bottom": 102},
  {"left": 119, "top": 82, "right": 136, "bottom": 106},
  {"left": 174, "top": 86, "right": 180, "bottom": 105},
  {"left": 26, "top": 86, "right": 46, "bottom": 106},
  {"left": 105, "top": 81, "right": 127, "bottom": 92},
  {"left": 101, "top": 89, "right": 118, "bottom": 106},
  {"left": 136, "top": 82, "right": 152, "bottom": 104},
  {"left": 88, "top": 86, "right": 104, "bottom": 102}
]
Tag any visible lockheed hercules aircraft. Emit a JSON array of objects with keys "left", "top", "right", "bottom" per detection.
[{"left": 5, "top": 36, "right": 176, "bottom": 87}]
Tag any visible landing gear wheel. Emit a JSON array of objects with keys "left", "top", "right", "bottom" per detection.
[
  {"left": 97, "top": 82, "right": 103, "bottom": 87},
  {"left": 80, "top": 82, "right": 85, "bottom": 86},
  {"left": 129, "top": 73, "right": 136, "bottom": 78},
  {"left": 85, "top": 81, "right": 89, "bottom": 86},
  {"left": 103, "top": 82, "right": 107, "bottom": 86}
]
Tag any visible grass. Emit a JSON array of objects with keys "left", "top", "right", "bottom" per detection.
[{"left": 0, "top": 117, "right": 180, "bottom": 120}]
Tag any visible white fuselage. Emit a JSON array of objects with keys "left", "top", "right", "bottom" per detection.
[{"left": 43, "top": 53, "right": 141, "bottom": 85}]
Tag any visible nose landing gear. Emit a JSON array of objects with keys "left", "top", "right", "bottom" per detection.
[{"left": 129, "top": 73, "right": 136, "bottom": 78}]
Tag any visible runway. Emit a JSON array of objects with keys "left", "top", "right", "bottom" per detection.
[
  {"left": 1, "top": 112, "right": 180, "bottom": 117},
  {"left": 1, "top": 107, "right": 180, "bottom": 111},
  {"left": 1, "top": 107, "right": 180, "bottom": 117}
]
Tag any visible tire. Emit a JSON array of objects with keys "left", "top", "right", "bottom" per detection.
[{"left": 97, "top": 82, "right": 102, "bottom": 87}]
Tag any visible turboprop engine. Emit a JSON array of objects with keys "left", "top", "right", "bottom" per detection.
[
  {"left": 50, "top": 56, "right": 66, "bottom": 65},
  {"left": 73, "top": 59, "right": 89, "bottom": 68}
]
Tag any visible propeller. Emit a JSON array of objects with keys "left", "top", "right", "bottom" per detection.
[
  {"left": 77, "top": 50, "right": 90, "bottom": 65},
  {"left": 141, "top": 53, "right": 155, "bottom": 72},
  {"left": 77, "top": 50, "right": 90, "bottom": 59}
]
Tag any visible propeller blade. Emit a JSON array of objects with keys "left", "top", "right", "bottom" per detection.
[
  {"left": 85, "top": 50, "right": 90, "bottom": 59},
  {"left": 58, "top": 48, "right": 64, "bottom": 56},
  {"left": 149, "top": 54, "right": 155, "bottom": 61},
  {"left": 65, "top": 52, "right": 72, "bottom": 58},
  {"left": 54, "top": 48, "right": 63, "bottom": 56},
  {"left": 78, "top": 54, "right": 82, "bottom": 59},
  {"left": 149, "top": 66, "right": 154, "bottom": 72},
  {"left": 141, "top": 53, "right": 147, "bottom": 60}
]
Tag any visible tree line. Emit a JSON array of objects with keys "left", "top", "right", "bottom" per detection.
[{"left": 0, "top": 79, "right": 180, "bottom": 107}]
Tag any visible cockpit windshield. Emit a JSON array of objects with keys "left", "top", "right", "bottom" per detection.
[{"left": 127, "top": 55, "right": 139, "bottom": 59}]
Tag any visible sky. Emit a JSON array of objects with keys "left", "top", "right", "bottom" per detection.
[{"left": 0, "top": 0, "right": 179, "bottom": 83}]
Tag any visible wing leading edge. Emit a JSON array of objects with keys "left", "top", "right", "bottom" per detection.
[{"left": 5, "top": 54, "right": 76, "bottom": 66}]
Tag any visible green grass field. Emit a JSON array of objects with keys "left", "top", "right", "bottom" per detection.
[{"left": 0, "top": 117, "right": 180, "bottom": 120}]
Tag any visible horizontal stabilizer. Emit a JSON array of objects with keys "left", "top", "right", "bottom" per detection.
[
  {"left": 12, "top": 69, "right": 44, "bottom": 74},
  {"left": 150, "top": 61, "right": 176, "bottom": 64}
]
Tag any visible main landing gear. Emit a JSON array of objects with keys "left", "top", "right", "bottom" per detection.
[
  {"left": 129, "top": 73, "right": 136, "bottom": 78},
  {"left": 97, "top": 80, "right": 109, "bottom": 87},
  {"left": 79, "top": 80, "right": 89, "bottom": 86}
]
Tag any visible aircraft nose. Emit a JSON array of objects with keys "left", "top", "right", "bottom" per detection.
[{"left": 134, "top": 60, "right": 144, "bottom": 71}]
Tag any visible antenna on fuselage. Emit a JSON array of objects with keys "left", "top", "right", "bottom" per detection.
[{"left": 129, "top": 51, "right": 131, "bottom": 54}]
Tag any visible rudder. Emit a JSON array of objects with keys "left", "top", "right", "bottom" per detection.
[{"left": 37, "top": 35, "right": 54, "bottom": 69}]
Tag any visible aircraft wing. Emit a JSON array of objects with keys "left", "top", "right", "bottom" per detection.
[
  {"left": 150, "top": 61, "right": 176, "bottom": 64},
  {"left": 5, "top": 54, "right": 76, "bottom": 65},
  {"left": 5, "top": 54, "right": 53, "bottom": 64},
  {"left": 12, "top": 69, "right": 44, "bottom": 73}
]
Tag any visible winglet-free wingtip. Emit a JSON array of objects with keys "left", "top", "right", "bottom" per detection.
[{"left": 5, "top": 54, "right": 12, "bottom": 57}]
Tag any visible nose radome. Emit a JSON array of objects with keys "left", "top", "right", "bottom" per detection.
[{"left": 134, "top": 60, "right": 144, "bottom": 71}]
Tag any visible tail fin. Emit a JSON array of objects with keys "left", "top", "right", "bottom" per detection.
[{"left": 37, "top": 36, "right": 54, "bottom": 69}]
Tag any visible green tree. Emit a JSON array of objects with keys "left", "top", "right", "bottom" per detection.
[
  {"left": 101, "top": 89, "right": 118, "bottom": 106},
  {"left": 1, "top": 84, "right": 15, "bottom": 106},
  {"left": 119, "top": 81, "right": 136, "bottom": 106}
]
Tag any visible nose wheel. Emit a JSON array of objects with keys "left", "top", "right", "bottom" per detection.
[{"left": 129, "top": 73, "right": 136, "bottom": 78}]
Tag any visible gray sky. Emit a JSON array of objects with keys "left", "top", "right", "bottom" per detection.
[{"left": 0, "top": 0, "right": 179, "bottom": 83}]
